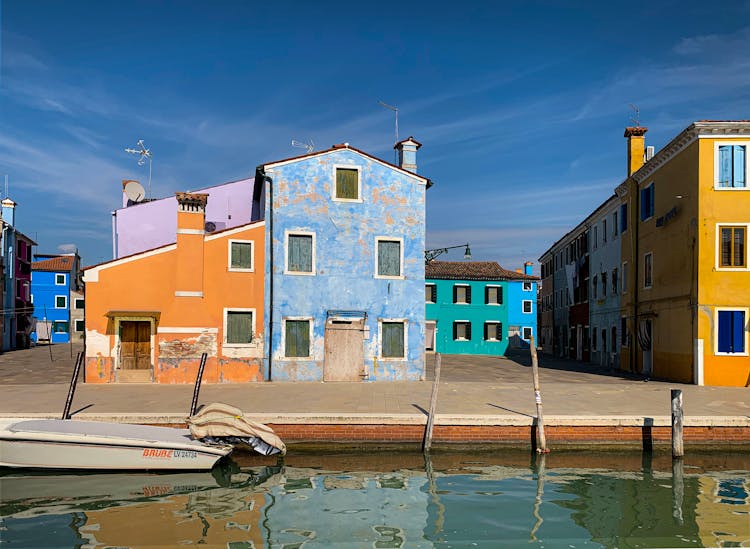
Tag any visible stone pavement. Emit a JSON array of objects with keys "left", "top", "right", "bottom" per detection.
[{"left": 0, "top": 343, "right": 747, "bottom": 431}]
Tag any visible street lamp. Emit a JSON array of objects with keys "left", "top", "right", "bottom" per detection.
[{"left": 425, "top": 243, "right": 472, "bottom": 263}]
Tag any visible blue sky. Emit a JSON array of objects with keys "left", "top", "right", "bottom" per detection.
[{"left": 2, "top": 1, "right": 750, "bottom": 269}]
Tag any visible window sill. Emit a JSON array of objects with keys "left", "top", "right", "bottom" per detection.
[
  {"left": 714, "top": 352, "right": 749, "bottom": 357},
  {"left": 284, "top": 270, "right": 316, "bottom": 276},
  {"left": 375, "top": 275, "right": 405, "bottom": 280},
  {"left": 379, "top": 356, "right": 407, "bottom": 361},
  {"left": 715, "top": 266, "right": 749, "bottom": 272},
  {"left": 714, "top": 185, "right": 749, "bottom": 190},
  {"left": 280, "top": 355, "right": 312, "bottom": 360},
  {"left": 228, "top": 267, "right": 255, "bottom": 273},
  {"left": 332, "top": 197, "right": 364, "bottom": 203}
]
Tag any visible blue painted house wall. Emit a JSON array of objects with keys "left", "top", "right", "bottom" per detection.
[
  {"left": 31, "top": 270, "right": 72, "bottom": 343},
  {"left": 506, "top": 279, "right": 538, "bottom": 349},
  {"left": 256, "top": 144, "right": 428, "bottom": 381}
]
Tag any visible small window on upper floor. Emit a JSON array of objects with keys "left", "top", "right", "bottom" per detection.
[
  {"left": 55, "top": 274, "right": 66, "bottom": 285},
  {"left": 485, "top": 285, "right": 501, "bottom": 305},
  {"left": 376, "top": 238, "right": 403, "bottom": 278},
  {"left": 522, "top": 300, "right": 533, "bottom": 314},
  {"left": 613, "top": 211, "right": 619, "bottom": 237},
  {"left": 640, "top": 183, "right": 655, "bottom": 221},
  {"left": 644, "top": 252, "right": 653, "bottom": 289},
  {"left": 522, "top": 327, "right": 532, "bottom": 340},
  {"left": 454, "top": 285, "right": 471, "bottom": 304},
  {"left": 229, "top": 240, "right": 253, "bottom": 271},
  {"left": 716, "top": 144, "right": 747, "bottom": 189},
  {"left": 602, "top": 219, "right": 607, "bottom": 243},
  {"left": 74, "top": 298, "right": 85, "bottom": 309},
  {"left": 286, "top": 233, "right": 315, "bottom": 275},
  {"left": 334, "top": 167, "right": 361, "bottom": 201},
  {"left": 55, "top": 295, "right": 67, "bottom": 309},
  {"left": 620, "top": 203, "right": 628, "bottom": 233},
  {"left": 719, "top": 225, "right": 747, "bottom": 269},
  {"left": 425, "top": 284, "right": 437, "bottom": 303}
]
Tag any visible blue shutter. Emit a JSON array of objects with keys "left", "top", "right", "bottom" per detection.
[
  {"left": 620, "top": 203, "right": 628, "bottom": 232},
  {"left": 734, "top": 145, "right": 746, "bottom": 187},
  {"left": 733, "top": 311, "right": 745, "bottom": 353},
  {"left": 718, "top": 311, "right": 733, "bottom": 353},
  {"left": 719, "top": 145, "right": 732, "bottom": 187}
]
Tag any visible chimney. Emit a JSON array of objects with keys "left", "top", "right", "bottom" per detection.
[
  {"left": 524, "top": 261, "right": 533, "bottom": 276},
  {"left": 394, "top": 136, "right": 422, "bottom": 173},
  {"left": 624, "top": 126, "right": 648, "bottom": 177},
  {"left": 2, "top": 198, "right": 17, "bottom": 227},
  {"left": 175, "top": 192, "right": 208, "bottom": 298}
]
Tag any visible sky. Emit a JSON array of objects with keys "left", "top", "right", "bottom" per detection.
[{"left": 1, "top": 1, "right": 750, "bottom": 270}]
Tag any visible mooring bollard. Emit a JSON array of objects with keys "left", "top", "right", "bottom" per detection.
[
  {"left": 530, "top": 336, "right": 549, "bottom": 453},
  {"left": 423, "top": 353, "right": 441, "bottom": 453},
  {"left": 671, "top": 389, "right": 684, "bottom": 458}
]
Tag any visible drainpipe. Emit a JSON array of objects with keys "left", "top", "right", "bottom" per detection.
[
  {"left": 111, "top": 211, "right": 117, "bottom": 259},
  {"left": 259, "top": 169, "right": 274, "bottom": 381},
  {"left": 632, "top": 183, "right": 639, "bottom": 374}
]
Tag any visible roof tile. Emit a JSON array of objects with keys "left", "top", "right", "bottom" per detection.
[{"left": 426, "top": 261, "right": 538, "bottom": 281}]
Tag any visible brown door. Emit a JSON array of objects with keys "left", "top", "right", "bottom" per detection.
[
  {"left": 324, "top": 319, "right": 364, "bottom": 381},
  {"left": 120, "top": 321, "right": 151, "bottom": 382}
]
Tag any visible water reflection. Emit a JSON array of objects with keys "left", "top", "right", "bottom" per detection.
[{"left": 1, "top": 452, "right": 748, "bottom": 548}]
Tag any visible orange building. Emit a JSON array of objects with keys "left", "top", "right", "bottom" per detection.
[{"left": 83, "top": 192, "right": 265, "bottom": 383}]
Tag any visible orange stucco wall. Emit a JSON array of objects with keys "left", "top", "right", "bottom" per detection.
[{"left": 84, "top": 221, "right": 265, "bottom": 383}]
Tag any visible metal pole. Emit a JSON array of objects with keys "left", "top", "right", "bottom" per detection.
[
  {"left": 423, "top": 353, "right": 441, "bottom": 452},
  {"left": 671, "top": 389, "right": 684, "bottom": 458},
  {"left": 530, "top": 336, "right": 549, "bottom": 453},
  {"left": 189, "top": 352, "right": 208, "bottom": 417},
  {"left": 61, "top": 352, "right": 83, "bottom": 419}
]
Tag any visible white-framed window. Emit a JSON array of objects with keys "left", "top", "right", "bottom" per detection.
[
  {"left": 375, "top": 237, "right": 403, "bottom": 278},
  {"left": 593, "top": 225, "right": 598, "bottom": 249},
  {"left": 714, "top": 142, "right": 748, "bottom": 189},
  {"left": 453, "top": 284, "right": 471, "bottom": 304},
  {"left": 333, "top": 165, "right": 362, "bottom": 202},
  {"left": 484, "top": 321, "right": 502, "bottom": 341},
  {"left": 622, "top": 261, "right": 628, "bottom": 294},
  {"left": 283, "top": 317, "right": 312, "bottom": 358},
  {"left": 74, "top": 298, "right": 85, "bottom": 309},
  {"left": 228, "top": 239, "right": 254, "bottom": 272},
  {"left": 74, "top": 319, "right": 85, "bottom": 332},
  {"left": 485, "top": 285, "right": 502, "bottom": 305},
  {"left": 522, "top": 327, "right": 532, "bottom": 340},
  {"left": 285, "top": 231, "right": 315, "bottom": 275},
  {"left": 425, "top": 283, "right": 437, "bottom": 303},
  {"left": 522, "top": 300, "right": 533, "bottom": 314},
  {"left": 55, "top": 295, "right": 67, "bottom": 309},
  {"left": 522, "top": 281, "right": 532, "bottom": 291},
  {"left": 601, "top": 272, "right": 607, "bottom": 297},
  {"left": 453, "top": 321, "right": 471, "bottom": 341},
  {"left": 602, "top": 219, "right": 607, "bottom": 243},
  {"left": 223, "top": 308, "right": 255, "bottom": 346},
  {"left": 53, "top": 321, "right": 69, "bottom": 334},
  {"left": 379, "top": 319, "right": 407, "bottom": 359},
  {"left": 55, "top": 273, "right": 66, "bottom": 285},
  {"left": 613, "top": 211, "right": 619, "bottom": 237},
  {"left": 716, "top": 224, "right": 748, "bottom": 270},
  {"left": 644, "top": 252, "right": 653, "bottom": 289},
  {"left": 640, "top": 183, "right": 655, "bottom": 221},
  {"left": 715, "top": 308, "right": 748, "bottom": 356}
]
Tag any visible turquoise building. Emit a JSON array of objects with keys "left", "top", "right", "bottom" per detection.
[{"left": 425, "top": 261, "right": 538, "bottom": 355}]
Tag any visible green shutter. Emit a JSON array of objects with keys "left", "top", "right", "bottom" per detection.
[
  {"left": 285, "top": 320, "right": 310, "bottom": 357},
  {"left": 231, "top": 242, "right": 252, "bottom": 269},
  {"left": 382, "top": 322, "right": 404, "bottom": 358},
  {"left": 288, "top": 235, "right": 313, "bottom": 272},
  {"left": 227, "top": 312, "right": 253, "bottom": 343},
  {"left": 336, "top": 168, "right": 359, "bottom": 199},
  {"left": 378, "top": 241, "right": 401, "bottom": 276}
]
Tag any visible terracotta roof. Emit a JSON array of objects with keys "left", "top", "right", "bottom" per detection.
[
  {"left": 426, "top": 261, "right": 538, "bottom": 281},
  {"left": 32, "top": 256, "right": 74, "bottom": 272}
]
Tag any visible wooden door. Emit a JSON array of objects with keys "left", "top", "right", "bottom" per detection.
[
  {"left": 120, "top": 321, "right": 151, "bottom": 370},
  {"left": 324, "top": 319, "right": 364, "bottom": 381}
]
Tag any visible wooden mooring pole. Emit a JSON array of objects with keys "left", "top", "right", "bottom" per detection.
[
  {"left": 530, "top": 336, "right": 549, "bottom": 453},
  {"left": 61, "top": 352, "right": 83, "bottom": 420},
  {"left": 671, "top": 389, "right": 684, "bottom": 458},
  {"left": 422, "top": 353, "right": 441, "bottom": 453},
  {"left": 189, "top": 353, "right": 208, "bottom": 417}
]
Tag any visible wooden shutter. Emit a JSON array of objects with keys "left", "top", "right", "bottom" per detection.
[
  {"left": 466, "top": 286, "right": 472, "bottom": 304},
  {"left": 231, "top": 242, "right": 252, "bottom": 269},
  {"left": 496, "top": 323, "right": 503, "bottom": 340},
  {"left": 227, "top": 312, "right": 252, "bottom": 344},
  {"left": 289, "top": 235, "right": 313, "bottom": 272},
  {"left": 485, "top": 287, "right": 490, "bottom": 304},
  {"left": 286, "top": 320, "right": 309, "bottom": 357},
  {"left": 452, "top": 322, "right": 458, "bottom": 340},
  {"left": 336, "top": 168, "right": 359, "bottom": 199},
  {"left": 431, "top": 285, "right": 437, "bottom": 303},
  {"left": 378, "top": 240, "right": 401, "bottom": 276},
  {"left": 382, "top": 322, "right": 404, "bottom": 358},
  {"left": 466, "top": 322, "right": 472, "bottom": 340},
  {"left": 453, "top": 286, "right": 458, "bottom": 303}
]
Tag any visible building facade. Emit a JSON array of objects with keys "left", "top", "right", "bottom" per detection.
[
  {"left": 30, "top": 253, "right": 81, "bottom": 344},
  {"left": 255, "top": 139, "right": 429, "bottom": 381},
  {"left": 84, "top": 192, "right": 266, "bottom": 383}
]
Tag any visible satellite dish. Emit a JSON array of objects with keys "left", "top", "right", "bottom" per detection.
[
  {"left": 124, "top": 180, "right": 146, "bottom": 203},
  {"left": 204, "top": 221, "right": 217, "bottom": 233}
]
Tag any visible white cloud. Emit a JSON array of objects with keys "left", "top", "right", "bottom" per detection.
[{"left": 57, "top": 243, "right": 78, "bottom": 253}]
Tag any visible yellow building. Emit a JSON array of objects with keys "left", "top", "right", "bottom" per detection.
[{"left": 618, "top": 121, "right": 750, "bottom": 386}]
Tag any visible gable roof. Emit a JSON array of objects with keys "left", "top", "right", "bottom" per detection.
[
  {"left": 426, "top": 261, "right": 538, "bottom": 281},
  {"left": 32, "top": 256, "right": 75, "bottom": 273}
]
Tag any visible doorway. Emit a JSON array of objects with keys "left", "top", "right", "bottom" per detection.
[
  {"left": 119, "top": 320, "right": 152, "bottom": 383},
  {"left": 425, "top": 321, "right": 436, "bottom": 351},
  {"left": 639, "top": 319, "right": 653, "bottom": 377},
  {"left": 324, "top": 318, "right": 365, "bottom": 381}
]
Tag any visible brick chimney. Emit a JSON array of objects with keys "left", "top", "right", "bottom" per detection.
[
  {"left": 394, "top": 137, "right": 421, "bottom": 173},
  {"left": 624, "top": 127, "right": 648, "bottom": 177},
  {"left": 175, "top": 192, "right": 208, "bottom": 297}
]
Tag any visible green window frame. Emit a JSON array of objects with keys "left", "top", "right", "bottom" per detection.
[
  {"left": 230, "top": 241, "right": 253, "bottom": 270},
  {"left": 287, "top": 234, "right": 314, "bottom": 273},
  {"left": 285, "top": 319, "right": 310, "bottom": 357},
  {"left": 381, "top": 321, "right": 405, "bottom": 358},
  {"left": 335, "top": 167, "right": 360, "bottom": 200},
  {"left": 226, "top": 311, "right": 253, "bottom": 344},
  {"left": 377, "top": 239, "right": 401, "bottom": 277}
]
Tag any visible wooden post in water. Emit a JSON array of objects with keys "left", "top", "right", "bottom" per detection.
[
  {"left": 671, "top": 389, "right": 684, "bottom": 458},
  {"left": 530, "top": 336, "right": 549, "bottom": 453},
  {"left": 61, "top": 352, "right": 83, "bottom": 420},
  {"left": 423, "top": 353, "right": 441, "bottom": 453},
  {"left": 189, "top": 353, "right": 208, "bottom": 417}
]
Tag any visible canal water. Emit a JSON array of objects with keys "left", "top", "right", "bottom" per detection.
[{"left": 1, "top": 450, "right": 748, "bottom": 548}]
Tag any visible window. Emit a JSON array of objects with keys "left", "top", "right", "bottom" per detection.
[
  {"left": 613, "top": 211, "right": 618, "bottom": 236},
  {"left": 286, "top": 233, "right": 315, "bottom": 274},
  {"left": 593, "top": 225, "right": 598, "bottom": 249},
  {"left": 621, "top": 317, "right": 628, "bottom": 346},
  {"left": 425, "top": 284, "right": 437, "bottom": 303},
  {"left": 622, "top": 262, "right": 628, "bottom": 294},
  {"left": 522, "top": 300, "right": 532, "bottom": 313},
  {"left": 454, "top": 285, "right": 471, "bottom": 304},
  {"left": 225, "top": 310, "right": 254, "bottom": 345},
  {"left": 719, "top": 226, "right": 746, "bottom": 268},
  {"left": 74, "top": 319, "right": 84, "bottom": 332},
  {"left": 644, "top": 252, "right": 653, "bottom": 289},
  {"left": 602, "top": 219, "right": 607, "bottom": 243},
  {"left": 716, "top": 144, "right": 746, "bottom": 188},
  {"left": 55, "top": 273, "right": 66, "bottom": 285},
  {"left": 601, "top": 272, "right": 607, "bottom": 297},
  {"left": 717, "top": 310, "right": 746, "bottom": 355},
  {"left": 612, "top": 268, "right": 618, "bottom": 294},
  {"left": 620, "top": 203, "right": 628, "bottom": 233},
  {"left": 591, "top": 328, "right": 597, "bottom": 351},
  {"left": 484, "top": 322, "right": 502, "bottom": 341},
  {"left": 55, "top": 295, "right": 67, "bottom": 309},
  {"left": 285, "top": 319, "right": 311, "bottom": 357},
  {"left": 640, "top": 183, "right": 655, "bottom": 221},
  {"left": 53, "top": 321, "right": 69, "bottom": 334},
  {"left": 334, "top": 166, "right": 361, "bottom": 200},
  {"left": 601, "top": 329, "right": 607, "bottom": 353},
  {"left": 522, "top": 327, "right": 532, "bottom": 340},
  {"left": 611, "top": 327, "right": 617, "bottom": 352},
  {"left": 229, "top": 240, "right": 253, "bottom": 271},
  {"left": 381, "top": 321, "right": 406, "bottom": 358},
  {"left": 453, "top": 321, "right": 471, "bottom": 341},
  {"left": 74, "top": 298, "right": 85, "bottom": 309},
  {"left": 523, "top": 281, "right": 532, "bottom": 291},
  {"left": 485, "top": 286, "right": 501, "bottom": 305},
  {"left": 592, "top": 275, "right": 598, "bottom": 299},
  {"left": 376, "top": 238, "right": 403, "bottom": 278}
]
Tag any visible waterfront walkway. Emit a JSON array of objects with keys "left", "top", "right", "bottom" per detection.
[{"left": 1, "top": 343, "right": 748, "bottom": 447}]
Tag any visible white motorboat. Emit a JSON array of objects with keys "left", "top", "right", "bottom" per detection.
[{"left": 0, "top": 418, "right": 233, "bottom": 470}]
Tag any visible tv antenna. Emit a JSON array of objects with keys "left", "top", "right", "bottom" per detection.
[
  {"left": 291, "top": 138, "right": 314, "bottom": 154},
  {"left": 125, "top": 139, "right": 153, "bottom": 199},
  {"left": 378, "top": 100, "right": 399, "bottom": 162},
  {"left": 629, "top": 104, "right": 641, "bottom": 127}
]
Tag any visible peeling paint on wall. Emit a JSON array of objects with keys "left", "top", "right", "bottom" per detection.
[{"left": 158, "top": 333, "right": 217, "bottom": 358}]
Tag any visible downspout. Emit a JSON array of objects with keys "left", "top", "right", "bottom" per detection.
[
  {"left": 259, "top": 169, "right": 274, "bottom": 381},
  {"left": 111, "top": 211, "right": 117, "bottom": 259},
  {"left": 632, "top": 181, "right": 639, "bottom": 374}
]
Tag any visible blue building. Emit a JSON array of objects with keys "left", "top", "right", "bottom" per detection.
[
  {"left": 253, "top": 138, "right": 430, "bottom": 381},
  {"left": 31, "top": 253, "right": 81, "bottom": 344},
  {"left": 425, "top": 261, "right": 538, "bottom": 355}
]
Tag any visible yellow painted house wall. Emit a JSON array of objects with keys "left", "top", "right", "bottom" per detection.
[{"left": 697, "top": 136, "right": 750, "bottom": 387}]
